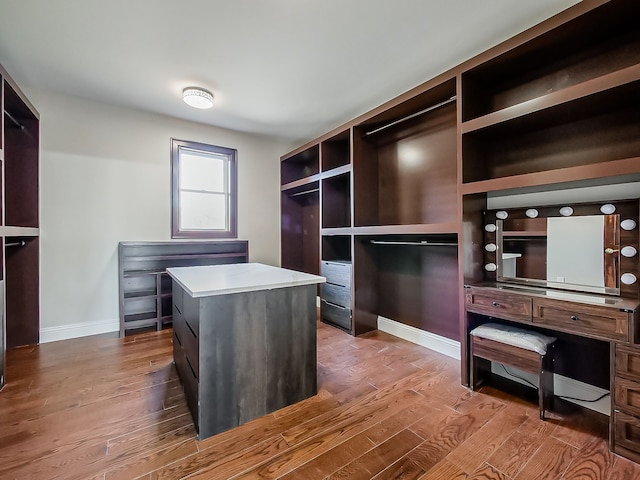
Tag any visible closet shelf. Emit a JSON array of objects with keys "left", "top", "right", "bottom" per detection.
[
  {"left": 281, "top": 174, "right": 321, "bottom": 193},
  {"left": 462, "top": 64, "right": 640, "bottom": 133},
  {"left": 0, "top": 226, "right": 39, "bottom": 237},
  {"left": 351, "top": 223, "right": 459, "bottom": 236},
  {"left": 461, "top": 157, "right": 640, "bottom": 195},
  {"left": 321, "top": 164, "right": 351, "bottom": 179}
]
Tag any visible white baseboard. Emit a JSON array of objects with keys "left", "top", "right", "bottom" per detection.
[
  {"left": 40, "top": 319, "right": 119, "bottom": 343},
  {"left": 377, "top": 316, "right": 461, "bottom": 360},
  {"left": 377, "top": 315, "right": 610, "bottom": 415}
]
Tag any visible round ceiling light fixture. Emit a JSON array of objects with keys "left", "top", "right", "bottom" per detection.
[{"left": 183, "top": 87, "right": 214, "bottom": 109}]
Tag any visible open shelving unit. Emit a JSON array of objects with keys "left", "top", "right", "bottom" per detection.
[
  {"left": 118, "top": 240, "right": 248, "bottom": 336},
  {"left": 0, "top": 64, "right": 40, "bottom": 389},
  {"left": 280, "top": 0, "right": 640, "bottom": 413}
]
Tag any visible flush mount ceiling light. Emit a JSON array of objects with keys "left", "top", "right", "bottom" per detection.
[{"left": 183, "top": 87, "right": 214, "bottom": 109}]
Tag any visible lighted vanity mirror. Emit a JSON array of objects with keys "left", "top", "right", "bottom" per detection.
[{"left": 495, "top": 214, "right": 620, "bottom": 295}]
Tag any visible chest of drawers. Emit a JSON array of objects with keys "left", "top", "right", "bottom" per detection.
[{"left": 320, "top": 260, "right": 352, "bottom": 331}]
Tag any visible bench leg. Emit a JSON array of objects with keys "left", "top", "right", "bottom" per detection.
[{"left": 539, "top": 350, "right": 555, "bottom": 420}]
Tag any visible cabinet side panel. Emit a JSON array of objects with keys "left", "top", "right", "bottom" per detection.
[{"left": 265, "top": 284, "right": 317, "bottom": 411}]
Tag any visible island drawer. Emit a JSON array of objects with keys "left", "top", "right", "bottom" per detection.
[
  {"left": 321, "top": 261, "right": 351, "bottom": 288},
  {"left": 322, "top": 282, "right": 351, "bottom": 308},
  {"left": 465, "top": 289, "right": 532, "bottom": 322},
  {"left": 533, "top": 299, "right": 629, "bottom": 342},
  {"left": 172, "top": 282, "right": 184, "bottom": 314},
  {"left": 183, "top": 320, "right": 199, "bottom": 378},
  {"left": 321, "top": 299, "right": 351, "bottom": 330},
  {"left": 616, "top": 344, "right": 640, "bottom": 383}
]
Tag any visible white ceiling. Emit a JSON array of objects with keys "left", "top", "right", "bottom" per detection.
[{"left": 0, "top": 0, "right": 580, "bottom": 144}]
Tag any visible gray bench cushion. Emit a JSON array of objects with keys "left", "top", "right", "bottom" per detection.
[{"left": 470, "top": 323, "right": 556, "bottom": 355}]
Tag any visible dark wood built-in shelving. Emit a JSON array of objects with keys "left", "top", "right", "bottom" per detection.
[
  {"left": 281, "top": 0, "right": 640, "bottom": 464},
  {"left": 1, "top": 64, "right": 40, "bottom": 390},
  {"left": 118, "top": 240, "right": 248, "bottom": 336}
]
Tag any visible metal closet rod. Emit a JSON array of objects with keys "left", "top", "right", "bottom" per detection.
[
  {"left": 4, "top": 110, "right": 25, "bottom": 130},
  {"left": 365, "top": 95, "right": 457, "bottom": 136},
  {"left": 6, "top": 240, "right": 27, "bottom": 248},
  {"left": 370, "top": 240, "right": 457, "bottom": 246}
]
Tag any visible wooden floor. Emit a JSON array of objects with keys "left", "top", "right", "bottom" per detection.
[{"left": 1, "top": 321, "right": 639, "bottom": 480}]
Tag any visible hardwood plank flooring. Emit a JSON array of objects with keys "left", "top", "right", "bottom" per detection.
[{"left": 1, "top": 320, "right": 639, "bottom": 479}]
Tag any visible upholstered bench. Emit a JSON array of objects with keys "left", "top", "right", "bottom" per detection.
[{"left": 470, "top": 322, "right": 556, "bottom": 419}]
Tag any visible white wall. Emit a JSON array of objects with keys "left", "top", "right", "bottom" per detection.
[{"left": 30, "top": 90, "right": 290, "bottom": 341}]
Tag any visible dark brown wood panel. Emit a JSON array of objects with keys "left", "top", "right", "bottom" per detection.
[{"left": 376, "top": 241, "right": 459, "bottom": 340}]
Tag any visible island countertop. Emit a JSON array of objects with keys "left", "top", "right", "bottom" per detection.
[{"left": 167, "top": 262, "right": 325, "bottom": 298}]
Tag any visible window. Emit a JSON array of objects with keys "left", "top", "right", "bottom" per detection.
[{"left": 171, "top": 139, "right": 237, "bottom": 238}]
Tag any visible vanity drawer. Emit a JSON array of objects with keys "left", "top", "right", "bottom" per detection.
[
  {"left": 533, "top": 299, "right": 629, "bottom": 341},
  {"left": 321, "top": 261, "right": 351, "bottom": 288},
  {"left": 616, "top": 344, "right": 640, "bottom": 383},
  {"left": 321, "top": 299, "right": 351, "bottom": 331},
  {"left": 615, "top": 377, "right": 640, "bottom": 417},
  {"left": 465, "top": 290, "right": 532, "bottom": 322},
  {"left": 322, "top": 282, "right": 351, "bottom": 308},
  {"left": 614, "top": 410, "right": 640, "bottom": 463}
]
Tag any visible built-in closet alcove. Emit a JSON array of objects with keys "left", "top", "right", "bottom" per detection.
[
  {"left": 353, "top": 234, "right": 459, "bottom": 338},
  {"left": 1, "top": 64, "right": 40, "bottom": 388}
]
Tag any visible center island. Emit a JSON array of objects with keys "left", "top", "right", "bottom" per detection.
[{"left": 167, "top": 262, "right": 325, "bottom": 440}]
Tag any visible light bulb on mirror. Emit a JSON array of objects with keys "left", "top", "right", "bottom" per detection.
[
  {"left": 621, "top": 219, "right": 637, "bottom": 231},
  {"left": 621, "top": 273, "right": 637, "bottom": 285}
]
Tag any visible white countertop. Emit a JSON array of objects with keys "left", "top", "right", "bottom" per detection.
[{"left": 167, "top": 263, "right": 326, "bottom": 298}]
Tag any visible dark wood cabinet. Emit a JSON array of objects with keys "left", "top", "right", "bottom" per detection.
[
  {"left": 1, "top": 64, "right": 40, "bottom": 390},
  {"left": 118, "top": 240, "right": 248, "bottom": 336}
]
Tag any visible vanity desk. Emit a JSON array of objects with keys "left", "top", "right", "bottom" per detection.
[
  {"left": 464, "top": 199, "right": 640, "bottom": 461},
  {"left": 465, "top": 282, "right": 640, "bottom": 460}
]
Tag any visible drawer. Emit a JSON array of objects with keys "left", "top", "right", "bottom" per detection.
[
  {"left": 183, "top": 319, "right": 199, "bottom": 378},
  {"left": 465, "top": 289, "right": 532, "bottom": 322},
  {"left": 615, "top": 377, "right": 640, "bottom": 417},
  {"left": 321, "top": 261, "right": 352, "bottom": 288},
  {"left": 322, "top": 282, "right": 351, "bottom": 308},
  {"left": 173, "top": 317, "right": 184, "bottom": 348},
  {"left": 172, "top": 282, "right": 184, "bottom": 314},
  {"left": 616, "top": 344, "right": 640, "bottom": 382},
  {"left": 533, "top": 298, "right": 629, "bottom": 342},
  {"left": 614, "top": 410, "right": 640, "bottom": 463},
  {"left": 321, "top": 299, "right": 351, "bottom": 331}
]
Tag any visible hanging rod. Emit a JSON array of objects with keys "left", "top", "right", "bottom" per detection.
[
  {"left": 4, "top": 110, "right": 25, "bottom": 130},
  {"left": 370, "top": 240, "right": 457, "bottom": 246},
  {"left": 5, "top": 240, "right": 26, "bottom": 248},
  {"left": 365, "top": 95, "right": 457, "bottom": 136},
  {"left": 289, "top": 188, "right": 319, "bottom": 197}
]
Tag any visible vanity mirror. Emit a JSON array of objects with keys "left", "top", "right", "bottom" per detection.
[{"left": 483, "top": 200, "right": 639, "bottom": 297}]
